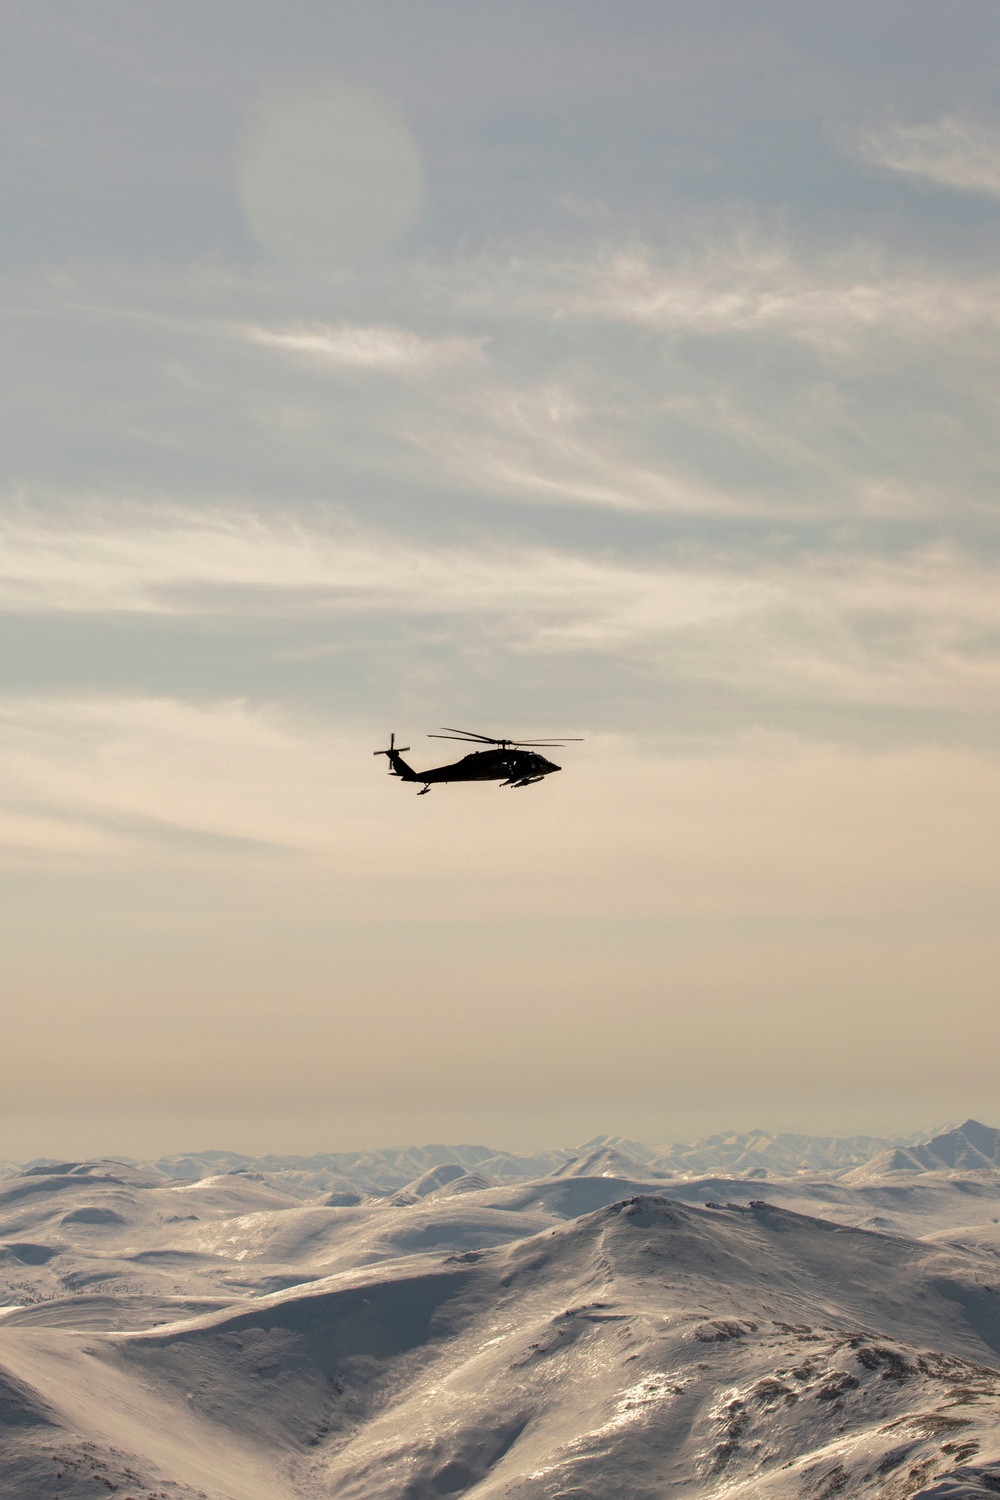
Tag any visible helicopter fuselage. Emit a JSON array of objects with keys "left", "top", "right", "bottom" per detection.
[{"left": 388, "top": 745, "right": 560, "bottom": 787}]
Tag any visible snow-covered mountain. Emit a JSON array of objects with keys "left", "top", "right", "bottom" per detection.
[
  {"left": 2, "top": 1123, "right": 999, "bottom": 1498},
  {"left": 850, "top": 1120, "right": 1000, "bottom": 1179},
  {"left": 3, "top": 1187, "right": 1000, "bottom": 1498}
]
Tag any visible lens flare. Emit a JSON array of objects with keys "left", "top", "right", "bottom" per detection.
[{"left": 237, "top": 82, "right": 424, "bottom": 263}]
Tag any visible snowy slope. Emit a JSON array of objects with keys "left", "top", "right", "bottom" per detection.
[
  {"left": 3, "top": 1195, "right": 1000, "bottom": 1498},
  {"left": 3, "top": 1153, "right": 1000, "bottom": 1313},
  {"left": 3, "top": 1129, "right": 1000, "bottom": 1498}
]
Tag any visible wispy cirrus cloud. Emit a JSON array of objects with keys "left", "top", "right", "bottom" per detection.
[
  {"left": 463, "top": 241, "right": 1000, "bottom": 354},
  {"left": 6, "top": 226, "right": 1000, "bottom": 544},
  {"left": 2, "top": 509, "right": 1000, "bottom": 715},
  {"left": 849, "top": 114, "right": 1000, "bottom": 199},
  {"left": 0, "top": 506, "right": 773, "bottom": 625},
  {"left": 222, "top": 238, "right": 1000, "bottom": 521},
  {"left": 241, "top": 321, "right": 485, "bottom": 371}
]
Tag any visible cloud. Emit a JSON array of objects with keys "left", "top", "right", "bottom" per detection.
[
  {"left": 5, "top": 225, "right": 1000, "bottom": 748},
  {"left": 849, "top": 114, "right": 1000, "bottom": 199},
  {"left": 242, "top": 321, "right": 485, "bottom": 371},
  {"left": 0, "top": 505, "right": 771, "bottom": 624},
  {"left": 466, "top": 242, "right": 1000, "bottom": 355},
  {"left": 7, "top": 229, "right": 1000, "bottom": 538},
  {"left": 2, "top": 510, "right": 1000, "bottom": 718},
  {"left": 0, "top": 695, "right": 331, "bottom": 864},
  {"left": 228, "top": 245, "right": 1000, "bottom": 521}
]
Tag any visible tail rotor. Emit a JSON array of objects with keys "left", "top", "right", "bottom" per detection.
[{"left": 374, "top": 732, "right": 410, "bottom": 762}]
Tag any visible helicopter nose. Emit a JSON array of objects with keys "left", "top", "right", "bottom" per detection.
[{"left": 542, "top": 759, "right": 560, "bottom": 772}]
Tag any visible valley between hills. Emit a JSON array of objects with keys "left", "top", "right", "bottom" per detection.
[{"left": 2, "top": 1121, "right": 1000, "bottom": 1499}]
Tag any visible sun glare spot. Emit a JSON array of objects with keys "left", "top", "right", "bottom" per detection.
[{"left": 237, "top": 81, "right": 424, "bottom": 263}]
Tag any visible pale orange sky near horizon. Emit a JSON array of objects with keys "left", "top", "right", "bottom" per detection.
[{"left": 4, "top": 729, "right": 998, "bottom": 1160}]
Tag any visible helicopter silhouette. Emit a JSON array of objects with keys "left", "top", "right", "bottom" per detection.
[{"left": 375, "top": 727, "right": 582, "bottom": 795}]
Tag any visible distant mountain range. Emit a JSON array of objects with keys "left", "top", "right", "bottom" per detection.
[
  {"left": 570, "top": 1129, "right": 933, "bottom": 1179},
  {"left": 6, "top": 1119, "right": 997, "bottom": 1193}
]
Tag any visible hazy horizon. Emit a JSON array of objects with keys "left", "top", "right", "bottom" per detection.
[{"left": 0, "top": 1106, "right": 979, "bottom": 1168}]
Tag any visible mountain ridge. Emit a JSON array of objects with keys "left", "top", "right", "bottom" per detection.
[{"left": 7, "top": 1119, "right": 979, "bottom": 1194}]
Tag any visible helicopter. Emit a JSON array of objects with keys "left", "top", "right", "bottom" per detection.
[{"left": 374, "top": 727, "right": 582, "bottom": 795}]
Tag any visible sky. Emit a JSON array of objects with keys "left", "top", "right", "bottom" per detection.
[{"left": 3, "top": 0, "right": 1000, "bottom": 1160}]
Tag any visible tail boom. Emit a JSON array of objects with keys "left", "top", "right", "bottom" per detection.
[{"left": 386, "top": 750, "right": 418, "bottom": 781}]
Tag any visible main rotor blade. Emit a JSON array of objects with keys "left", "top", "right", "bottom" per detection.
[
  {"left": 427, "top": 737, "right": 501, "bottom": 750},
  {"left": 437, "top": 726, "right": 499, "bottom": 743},
  {"left": 429, "top": 730, "right": 584, "bottom": 747}
]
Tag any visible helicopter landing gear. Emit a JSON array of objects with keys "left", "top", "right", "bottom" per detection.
[{"left": 417, "top": 785, "right": 431, "bottom": 795}]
